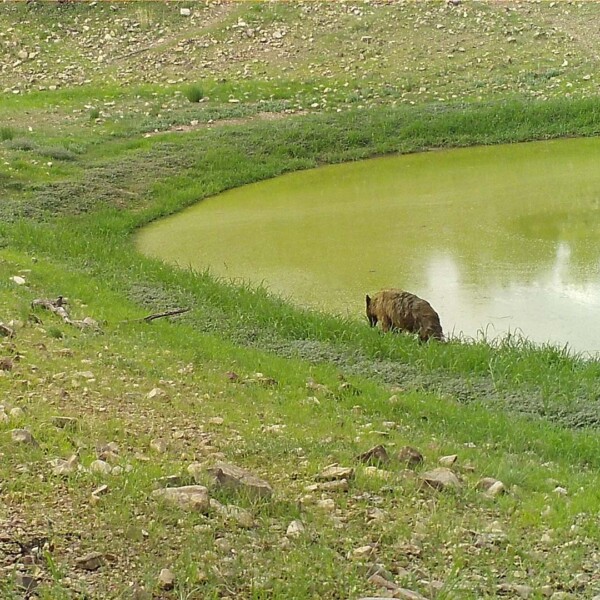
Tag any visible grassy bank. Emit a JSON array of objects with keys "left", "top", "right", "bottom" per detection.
[{"left": 2, "top": 2, "right": 600, "bottom": 598}]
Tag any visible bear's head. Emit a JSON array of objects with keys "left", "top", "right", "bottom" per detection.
[{"left": 365, "top": 294, "right": 377, "bottom": 327}]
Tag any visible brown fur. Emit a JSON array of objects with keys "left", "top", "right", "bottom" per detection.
[{"left": 366, "top": 289, "right": 444, "bottom": 342}]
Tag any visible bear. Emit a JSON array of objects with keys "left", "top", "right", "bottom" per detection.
[{"left": 365, "top": 289, "right": 444, "bottom": 342}]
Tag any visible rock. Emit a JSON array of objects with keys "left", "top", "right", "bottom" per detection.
[
  {"left": 367, "top": 573, "right": 397, "bottom": 591},
  {"left": 92, "top": 484, "right": 109, "bottom": 498},
  {"left": 350, "top": 545, "right": 376, "bottom": 560},
  {"left": 485, "top": 481, "right": 506, "bottom": 497},
  {"left": 357, "top": 444, "right": 389, "bottom": 465},
  {"left": 0, "top": 323, "right": 15, "bottom": 337},
  {"left": 10, "top": 276, "right": 26, "bottom": 285},
  {"left": 49, "top": 454, "right": 79, "bottom": 476},
  {"left": 155, "top": 475, "right": 190, "bottom": 488},
  {"left": 316, "top": 498, "right": 335, "bottom": 511},
  {"left": 214, "top": 537, "right": 232, "bottom": 553},
  {"left": 11, "top": 429, "right": 39, "bottom": 447},
  {"left": 553, "top": 486, "right": 568, "bottom": 496},
  {"left": 146, "top": 387, "right": 164, "bottom": 399},
  {"left": 229, "top": 506, "right": 255, "bottom": 528},
  {"left": 477, "top": 477, "right": 498, "bottom": 490},
  {"left": 9, "top": 407, "right": 24, "bottom": 419},
  {"left": 179, "top": 7, "right": 191, "bottom": 17},
  {"left": 149, "top": 438, "right": 168, "bottom": 453},
  {"left": 398, "top": 446, "right": 424, "bottom": 467},
  {"left": 286, "top": 520, "right": 305, "bottom": 538},
  {"left": 316, "top": 464, "right": 354, "bottom": 481},
  {"left": 14, "top": 572, "right": 38, "bottom": 592},
  {"left": 367, "top": 507, "right": 387, "bottom": 522},
  {"left": 496, "top": 583, "right": 534, "bottom": 598},
  {"left": 550, "top": 594, "right": 575, "bottom": 600},
  {"left": 394, "top": 590, "right": 429, "bottom": 600},
  {"left": 152, "top": 485, "right": 210, "bottom": 512},
  {"left": 364, "top": 467, "right": 391, "bottom": 480},
  {"left": 0, "top": 358, "right": 14, "bottom": 371},
  {"left": 421, "top": 467, "right": 461, "bottom": 491},
  {"left": 358, "top": 589, "right": 428, "bottom": 600},
  {"left": 367, "top": 563, "right": 395, "bottom": 583},
  {"left": 438, "top": 454, "right": 458, "bottom": 467},
  {"left": 317, "top": 479, "right": 350, "bottom": 491},
  {"left": 187, "top": 462, "right": 204, "bottom": 482},
  {"left": 207, "top": 462, "right": 273, "bottom": 498},
  {"left": 89, "top": 460, "right": 112, "bottom": 475},
  {"left": 158, "top": 568, "right": 175, "bottom": 590},
  {"left": 51, "top": 416, "right": 78, "bottom": 430},
  {"left": 75, "top": 551, "right": 105, "bottom": 571}
]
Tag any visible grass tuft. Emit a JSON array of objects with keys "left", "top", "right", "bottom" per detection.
[{"left": 183, "top": 84, "right": 204, "bottom": 103}]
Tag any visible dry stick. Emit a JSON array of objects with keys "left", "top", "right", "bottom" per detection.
[{"left": 143, "top": 308, "right": 190, "bottom": 323}]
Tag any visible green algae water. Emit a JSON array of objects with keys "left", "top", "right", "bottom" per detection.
[{"left": 136, "top": 137, "right": 600, "bottom": 356}]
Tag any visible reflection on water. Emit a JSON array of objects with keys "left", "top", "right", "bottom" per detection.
[{"left": 136, "top": 137, "right": 600, "bottom": 356}]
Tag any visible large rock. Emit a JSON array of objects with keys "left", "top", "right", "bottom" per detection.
[
  {"left": 398, "top": 446, "right": 424, "bottom": 467},
  {"left": 152, "top": 485, "right": 210, "bottom": 512},
  {"left": 421, "top": 467, "right": 461, "bottom": 491},
  {"left": 207, "top": 462, "right": 273, "bottom": 498},
  {"left": 357, "top": 444, "right": 390, "bottom": 465}
]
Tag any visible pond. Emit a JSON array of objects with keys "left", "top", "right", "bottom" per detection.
[{"left": 136, "top": 137, "right": 600, "bottom": 356}]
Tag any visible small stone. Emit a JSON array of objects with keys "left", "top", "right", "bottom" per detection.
[
  {"left": 398, "top": 446, "right": 423, "bottom": 467},
  {"left": 92, "top": 484, "right": 109, "bottom": 497},
  {"left": 318, "top": 479, "right": 350, "bottom": 491},
  {"left": 317, "top": 464, "right": 354, "bottom": 481},
  {"left": 179, "top": 7, "right": 191, "bottom": 16},
  {"left": 438, "top": 454, "right": 458, "bottom": 467},
  {"left": 497, "top": 583, "right": 534, "bottom": 598},
  {"left": 316, "top": 498, "right": 335, "bottom": 511},
  {"left": 421, "top": 467, "right": 461, "bottom": 491},
  {"left": 208, "top": 416, "right": 224, "bottom": 426},
  {"left": 187, "top": 462, "right": 204, "bottom": 482},
  {"left": 286, "top": 520, "right": 305, "bottom": 538},
  {"left": 364, "top": 467, "right": 391, "bottom": 480},
  {"left": 0, "top": 323, "right": 15, "bottom": 337},
  {"left": 51, "top": 416, "right": 78, "bottom": 430},
  {"left": 49, "top": 454, "right": 79, "bottom": 476},
  {"left": 14, "top": 573, "right": 38, "bottom": 592},
  {"left": 150, "top": 438, "right": 168, "bottom": 453},
  {"left": 152, "top": 485, "right": 210, "bottom": 512},
  {"left": 367, "top": 573, "right": 398, "bottom": 592},
  {"left": 366, "top": 507, "right": 386, "bottom": 522},
  {"left": 75, "top": 551, "right": 105, "bottom": 571},
  {"left": 11, "top": 429, "right": 39, "bottom": 447},
  {"left": 9, "top": 407, "right": 24, "bottom": 419},
  {"left": 485, "top": 481, "right": 506, "bottom": 497},
  {"left": 89, "top": 460, "right": 112, "bottom": 475},
  {"left": 214, "top": 538, "right": 232, "bottom": 553},
  {"left": 553, "top": 486, "right": 568, "bottom": 496},
  {"left": 158, "top": 568, "right": 175, "bottom": 590},
  {"left": 350, "top": 545, "right": 376, "bottom": 560},
  {"left": 147, "top": 387, "right": 164, "bottom": 399},
  {"left": 10, "top": 276, "right": 26, "bottom": 285}
]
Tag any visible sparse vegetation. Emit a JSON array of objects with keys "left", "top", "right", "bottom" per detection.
[{"left": 1, "top": 2, "right": 600, "bottom": 599}]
